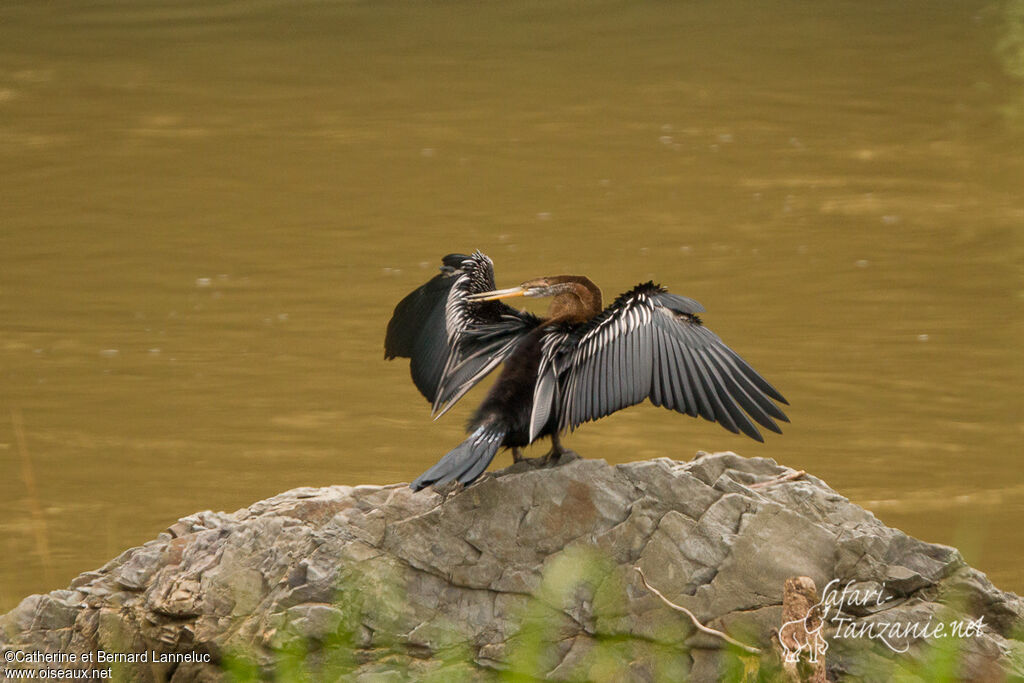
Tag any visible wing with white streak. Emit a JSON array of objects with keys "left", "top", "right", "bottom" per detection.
[{"left": 557, "top": 282, "right": 789, "bottom": 441}]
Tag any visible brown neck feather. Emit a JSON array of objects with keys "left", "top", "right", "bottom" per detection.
[{"left": 545, "top": 276, "right": 602, "bottom": 324}]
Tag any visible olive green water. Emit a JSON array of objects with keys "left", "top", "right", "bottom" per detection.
[{"left": 1, "top": 1, "right": 1022, "bottom": 610}]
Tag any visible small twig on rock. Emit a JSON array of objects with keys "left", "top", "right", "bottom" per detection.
[
  {"left": 750, "top": 470, "right": 806, "bottom": 489},
  {"left": 633, "top": 566, "right": 761, "bottom": 654}
]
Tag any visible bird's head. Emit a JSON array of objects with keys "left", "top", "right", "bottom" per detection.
[
  {"left": 465, "top": 275, "right": 603, "bottom": 323},
  {"left": 466, "top": 276, "right": 584, "bottom": 302}
]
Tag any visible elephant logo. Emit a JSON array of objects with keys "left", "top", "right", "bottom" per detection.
[{"left": 778, "top": 607, "right": 829, "bottom": 663}]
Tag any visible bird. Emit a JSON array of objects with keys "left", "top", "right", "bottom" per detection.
[{"left": 385, "top": 251, "right": 788, "bottom": 491}]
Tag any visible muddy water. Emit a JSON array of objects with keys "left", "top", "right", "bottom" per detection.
[{"left": 1, "top": 1, "right": 1022, "bottom": 609}]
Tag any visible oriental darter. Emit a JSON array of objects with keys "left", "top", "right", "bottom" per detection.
[{"left": 385, "top": 251, "right": 788, "bottom": 491}]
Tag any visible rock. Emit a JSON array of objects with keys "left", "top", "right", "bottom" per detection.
[{"left": 1, "top": 452, "right": 1022, "bottom": 682}]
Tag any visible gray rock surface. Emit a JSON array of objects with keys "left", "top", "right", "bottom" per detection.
[{"left": 2, "top": 452, "right": 1022, "bottom": 681}]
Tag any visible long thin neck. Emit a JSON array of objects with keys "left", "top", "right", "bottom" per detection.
[{"left": 545, "top": 277, "right": 602, "bottom": 324}]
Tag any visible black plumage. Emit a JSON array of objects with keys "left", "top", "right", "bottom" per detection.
[{"left": 385, "top": 251, "right": 789, "bottom": 491}]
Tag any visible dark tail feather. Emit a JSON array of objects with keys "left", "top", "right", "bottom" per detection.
[{"left": 411, "top": 424, "right": 506, "bottom": 491}]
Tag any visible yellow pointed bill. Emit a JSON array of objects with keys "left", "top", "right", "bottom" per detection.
[{"left": 466, "top": 286, "right": 527, "bottom": 302}]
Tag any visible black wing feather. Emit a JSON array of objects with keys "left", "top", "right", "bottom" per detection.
[
  {"left": 385, "top": 251, "right": 538, "bottom": 411},
  {"left": 649, "top": 325, "right": 665, "bottom": 408},
  {"left": 385, "top": 257, "right": 464, "bottom": 400},
  {"left": 676, "top": 331, "right": 715, "bottom": 422},
  {"left": 558, "top": 282, "right": 788, "bottom": 441}
]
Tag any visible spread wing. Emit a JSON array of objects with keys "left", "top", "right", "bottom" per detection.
[
  {"left": 385, "top": 251, "right": 538, "bottom": 416},
  {"left": 558, "top": 282, "right": 788, "bottom": 441}
]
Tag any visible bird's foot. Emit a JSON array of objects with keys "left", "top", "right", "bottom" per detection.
[
  {"left": 540, "top": 445, "right": 566, "bottom": 464},
  {"left": 547, "top": 449, "right": 581, "bottom": 466},
  {"left": 509, "top": 450, "right": 581, "bottom": 471},
  {"left": 512, "top": 447, "right": 525, "bottom": 463},
  {"left": 541, "top": 432, "right": 570, "bottom": 464}
]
